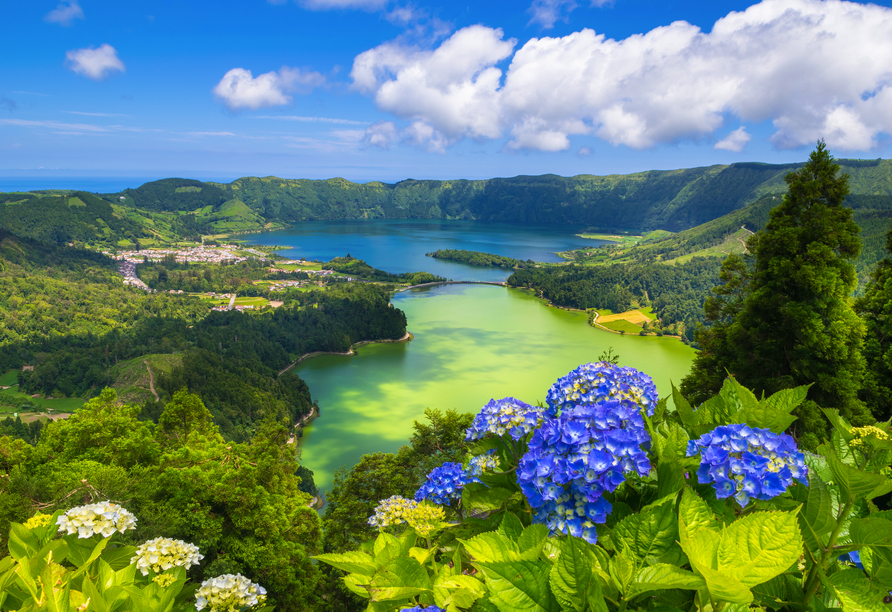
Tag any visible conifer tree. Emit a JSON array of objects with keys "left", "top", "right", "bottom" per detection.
[
  {"left": 682, "top": 141, "right": 869, "bottom": 447},
  {"left": 855, "top": 224, "right": 892, "bottom": 420}
]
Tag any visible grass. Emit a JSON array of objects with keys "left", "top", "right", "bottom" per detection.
[
  {"left": 0, "top": 370, "right": 19, "bottom": 386},
  {"left": 577, "top": 233, "right": 643, "bottom": 246},
  {"left": 234, "top": 296, "right": 269, "bottom": 307},
  {"left": 600, "top": 319, "right": 646, "bottom": 334},
  {"left": 109, "top": 353, "right": 182, "bottom": 404}
]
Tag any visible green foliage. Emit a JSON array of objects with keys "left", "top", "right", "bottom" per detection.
[
  {"left": 508, "top": 258, "right": 722, "bottom": 343},
  {"left": 323, "top": 255, "right": 445, "bottom": 284},
  {"left": 0, "top": 389, "right": 322, "bottom": 612},
  {"left": 315, "top": 367, "right": 892, "bottom": 612},
  {"left": 426, "top": 250, "right": 532, "bottom": 269}
]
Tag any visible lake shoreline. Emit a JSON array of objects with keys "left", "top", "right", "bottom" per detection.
[{"left": 277, "top": 331, "right": 414, "bottom": 376}]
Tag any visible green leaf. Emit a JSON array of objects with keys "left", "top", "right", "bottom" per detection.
[
  {"left": 612, "top": 494, "right": 678, "bottom": 568},
  {"left": 608, "top": 552, "right": 635, "bottom": 596},
  {"left": 848, "top": 517, "right": 892, "bottom": 549},
  {"left": 373, "top": 532, "right": 401, "bottom": 564},
  {"left": 822, "top": 445, "right": 892, "bottom": 500},
  {"left": 822, "top": 409, "right": 854, "bottom": 442},
  {"left": 434, "top": 574, "right": 486, "bottom": 610},
  {"left": 476, "top": 560, "right": 561, "bottom": 612},
  {"left": 672, "top": 383, "right": 697, "bottom": 428},
  {"left": 826, "top": 568, "right": 889, "bottom": 612},
  {"left": 7, "top": 523, "right": 39, "bottom": 561},
  {"left": 463, "top": 483, "right": 516, "bottom": 512},
  {"left": 722, "top": 376, "right": 760, "bottom": 415},
  {"left": 497, "top": 513, "right": 524, "bottom": 541},
  {"left": 461, "top": 532, "right": 518, "bottom": 563},
  {"left": 800, "top": 472, "right": 835, "bottom": 554},
  {"left": 366, "top": 586, "right": 430, "bottom": 602},
  {"left": 679, "top": 488, "right": 719, "bottom": 535},
  {"left": 694, "top": 564, "right": 754, "bottom": 604},
  {"left": 517, "top": 524, "right": 548, "bottom": 561},
  {"left": 628, "top": 564, "right": 705, "bottom": 598},
  {"left": 716, "top": 511, "right": 803, "bottom": 588},
  {"left": 732, "top": 385, "right": 807, "bottom": 433},
  {"left": 548, "top": 537, "right": 598, "bottom": 612},
  {"left": 313, "top": 551, "right": 378, "bottom": 575}
]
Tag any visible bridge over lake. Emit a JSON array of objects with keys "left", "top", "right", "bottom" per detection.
[{"left": 396, "top": 280, "right": 507, "bottom": 292}]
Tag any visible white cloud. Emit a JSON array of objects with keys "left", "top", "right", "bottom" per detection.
[
  {"left": 65, "top": 45, "right": 125, "bottom": 80},
  {"left": 212, "top": 67, "right": 325, "bottom": 110},
  {"left": 363, "top": 121, "right": 399, "bottom": 148},
  {"left": 45, "top": 0, "right": 84, "bottom": 26},
  {"left": 352, "top": 0, "right": 892, "bottom": 153},
  {"left": 715, "top": 127, "right": 751, "bottom": 152},
  {"left": 351, "top": 25, "right": 516, "bottom": 146},
  {"left": 528, "top": 0, "right": 577, "bottom": 29}
]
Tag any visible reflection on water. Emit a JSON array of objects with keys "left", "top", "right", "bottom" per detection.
[{"left": 295, "top": 284, "right": 695, "bottom": 492}]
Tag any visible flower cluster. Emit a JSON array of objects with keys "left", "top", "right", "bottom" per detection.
[
  {"left": 468, "top": 451, "right": 501, "bottom": 477},
  {"left": 465, "top": 397, "right": 545, "bottom": 441},
  {"left": 368, "top": 496, "right": 418, "bottom": 530},
  {"left": 56, "top": 502, "right": 137, "bottom": 538},
  {"left": 404, "top": 503, "right": 446, "bottom": 538},
  {"left": 517, "top": 398, "right": 652, "bottom": 544},
  {"left": 195, "top": 574, "right": 266, "bottom": 612},
  {"left": 23, "top": 513, "right": 52, "bottom": 530},
  {"left": 131, "top": 537, "right": 204, "bottom": 576},
  {"left": 545, "top": 362, "right": 658, "bottom": 418},
  {"left": 686, "top": 424, "right": 808, "bottom": 507},
  {"left": 400, "top": 606, "right": 445, "bottom": 612},
  {"left": 153, "top": 573, "right": 179, "bottom": 587},
  {"left": 850, "top": 425, "right": 891, "bottom": 446},
  {"left": 415, "top": 462, "right": 474, "bottom": 505}
]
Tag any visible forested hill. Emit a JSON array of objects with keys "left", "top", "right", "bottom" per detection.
[{"left": 103, "top": 158, "right": 892, "bottom": 232}]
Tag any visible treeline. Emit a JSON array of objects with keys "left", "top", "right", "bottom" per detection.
[
  {"left": 100, "top": 159, "right": 892, "bottom": 233},
  {"left": 322, "top": 255, "right": 444, "bottom": 284},
  {"left": 13, "top": 283, "right": 406, "bottom": 439},
  {"left": 508, "top": 259, "right": 723, "bottom": 342},
  {"left": 426, "top": 249, "right": 533, "bottom": 269},
  {"left": 0, "top": 231, "right": 208, "bottom": 356},
  {"left": 0, "top": 191, "right": 145, "bottom": 246}
]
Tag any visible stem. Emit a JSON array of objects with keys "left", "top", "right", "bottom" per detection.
[{"left": 802, "top": 494, "right": 855, "bottom": 606}]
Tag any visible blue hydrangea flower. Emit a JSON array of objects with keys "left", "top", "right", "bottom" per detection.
[
  {"left": 517, "top": 398, "right": 652, "bottom": 544},
  {"left": 546, "top": 362, "right": 658, "bottom": 418},
  {"left": 467, "top": 450, "right": 500, "bottom": 477},
  {"left": 465, "top": 397, "right": 546, "bottom": 441},
  {"left": 415, "top": 462, "right": 474, "bottom": 505},
  {"left": 686, "top": 424, "right": 808, "bottom": 507},
  {"left": 400, "top": 607, "right": 445, "bottom": 612}
]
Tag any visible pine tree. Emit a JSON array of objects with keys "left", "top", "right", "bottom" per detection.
[
  {"left": 681, "top": 142, "right": 869, "bottom": 447},
  {"left": 855, "top": 224, "right": 892, "bottom": 420}
]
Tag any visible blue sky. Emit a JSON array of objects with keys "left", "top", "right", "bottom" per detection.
[{"left": 4, "top": 0, "right": 892, "bottom": 187}]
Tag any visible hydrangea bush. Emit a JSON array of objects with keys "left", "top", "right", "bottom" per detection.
[
  {"left": 1, "top": 502, "right": 270, "bottom": 612},
  {"left": 317, "top": 361, "right": 892, "bottom": 612}
]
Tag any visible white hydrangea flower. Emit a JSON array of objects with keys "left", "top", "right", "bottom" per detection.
[
  {"left": 195, "top": 574, "right": 267, "bottom": 612},
  {"left": 131, "top": 537, "right": 204, "bottom": 576},
  {"left": 56, "top": 502, "right": 137, "bottom": 538}
]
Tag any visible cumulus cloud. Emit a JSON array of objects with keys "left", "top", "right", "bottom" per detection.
[
  {"left": 45, "top": 0, "right": 84, "bottom": 26},
  {"left": 212, "top": 67, "right": 325, "bottom": 110},
  {"left": 65, "top": 45, "right": 125, "bottom": 80},
  {"left": 352, "top": 0, "right": 892, "bottom": 153},
  {"left": 715, "top": 127, "right": 751, "bottom": 152},
  {"left": 352, "top": 25, "right": 516, "bottom": 147},
  {"left": 363, "top": 121, "right": 399, "bottom": 148}
]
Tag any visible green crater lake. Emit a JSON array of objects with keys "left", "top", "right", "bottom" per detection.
[{"left": 296, "top": 284, "right": 696, "bottom": 492}]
